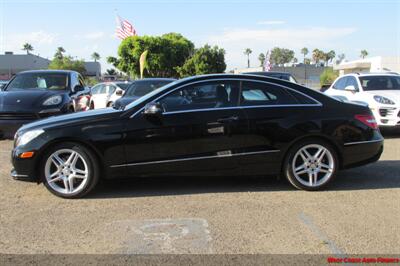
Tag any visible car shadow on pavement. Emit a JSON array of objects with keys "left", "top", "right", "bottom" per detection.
[{"left": 88, "top": 160, "right": 400, "bottom": 199}]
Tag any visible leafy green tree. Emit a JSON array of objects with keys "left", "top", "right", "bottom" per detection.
[
  {"left": 22, "top": 43, "right": 34, "bottom": 54},
  {"left": 91, "top": 52, "right": 100, "bottom": 62},
  {"left": 176, "top": 44, "right": 226, "bottom": 77},
  {"left": 304, "top": 58, "right": 311, "bottom": 65},
  {"left": 320, "top": 68, "right": 338, "bottom": 86},
  {"left": 54, "top": 47, "right": 66, "bottom": 60},
  {"left": 113, "top": 33, "right": 194, "bottom": 78},
  {"left": 270, "top": 47, "right": 294, "bottom": 66},
  {"left": 360, "top": 49, "right": 368, "bottom": 59},
  {"left": 301, "top": 47, "right": 308, "bottom": 64},
  {"left": 244, "top": 48, "right": 252, "bottom": 68},
  {"left": 48, "top": 48, "right": 86, "bottom": 75},
  {"left": 258, "top": 53, "right": 266, "bottom": 67}
]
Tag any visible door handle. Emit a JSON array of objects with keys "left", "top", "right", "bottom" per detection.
[{"left": 217, "top": 116, "right": 239, "bottom": 123}]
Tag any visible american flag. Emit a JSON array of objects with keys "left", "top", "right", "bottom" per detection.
[
  {"left": 115, "top": 15, "right": 136, "bottom": 40},
  {"left": 264, "top": 50, "right": 272, "bottom": 72}
]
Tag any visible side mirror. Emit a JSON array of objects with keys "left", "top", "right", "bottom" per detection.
[
  {"left": 116, "top": 89, "right": 124, "bottom": 96},
  {"left": 73, "top": 85, "right": 84, "bottom": 93},
  {"left": 143, "top": 102, "right": 163, "bottom": 117},
  {"left": 344, "top": 85, "right": 357, "bottom": 92}
]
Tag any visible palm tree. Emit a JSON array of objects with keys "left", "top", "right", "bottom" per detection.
[
  {"left": 312, "top": 49, "right": 321, "bottom": 65},
  {"left": 360, "top": 50, "right": 368, "bottom": 59},
  {"left": 91, "top": 52, "right": 100, "bottom": 62},
  {"left": 337, "top": 53, "right": 345, "bottom": 64},
  {"left": 301, "top": 47, "right": 308, "bottom": 64},
  {"left": 258, "top": 53, "right": 265, "bottom": 68},
  {"left": 327, "top": 50, "right": 336, "bottom": 64},
  {"left": 55, "top": 47, "right": 66, "bottom": 60},
  {"left": 22, "top": 43, "right": 34, "bottom": 54},
  {"left": 244, "top": 48, "right": 252, "bottom": 68}
]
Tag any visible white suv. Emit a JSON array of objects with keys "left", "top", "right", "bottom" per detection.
[
  {"left": 325, "top": 73, "right": 400, "bottom": 127},
  {"left": 89, "top": 81, "right": 131, "bottom": 109}
]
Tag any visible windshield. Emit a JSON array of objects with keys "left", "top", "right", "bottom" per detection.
[
  {"left": 6, "top": 73, "right": 69, "bottom": 91},
  {"left": 116, "top": 83, "right": 131, "bottom": 90},
  {"left": 123, "top": 80, "right": 180, "bottom": 110},
  {"left": 360, "top": 76, "right": 400, "bottom": 91}
]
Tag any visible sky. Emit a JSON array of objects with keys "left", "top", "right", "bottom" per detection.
[{"left": 0, "top": 0, "right": 399, "bottom": 72}]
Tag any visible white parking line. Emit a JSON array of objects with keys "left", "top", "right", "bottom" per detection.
[{"left": 299, "top": 212, "right": 345, "bottom": 256}]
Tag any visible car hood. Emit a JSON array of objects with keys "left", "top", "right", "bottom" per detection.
[
  {"left": 364, "top": 90, "right": 400, "bottom": 104},
  {"left": 18, "top": 108, "right": 122, "bottom": 132},
  {"left": 0, "top": 90, "right": 65, "bottom": 111}
]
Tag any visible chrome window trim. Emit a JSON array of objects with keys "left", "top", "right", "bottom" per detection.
[
  {"left": 343, "top": 138, "right": 384, "bottom": 146},
  {"left": 129, "top": 78, "right": 322, "bottom": 118},
  {"left": 110, "top": 149, "right": 280, "bottom": 168}
]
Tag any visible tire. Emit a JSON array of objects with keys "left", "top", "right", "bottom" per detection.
[
  {"left": 41, "top": 142, "right": 99, "bottom": 198},
  {"left": 107, "top": 102, "right": 113, "bottom": 107},
  {"left": 283, "top": 139, "right": 338, "bottom": 191},
  {"left": 90, "top": 102, "right": 95, "bottom": 110}
]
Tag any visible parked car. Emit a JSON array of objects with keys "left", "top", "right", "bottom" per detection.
[
  {"left": 11, "top": 74, "right": 383, "bottom": 198},
  {"left": 244, "top": 71, "right": 298, "bottom": 83},
  {"left": 0, "top": 80, "right": 9, "bottom": 91},
  {"left": 325, "top": 73, "right": 400, "bottom": 128},
  {"left": 113, "top": 78, "right": 176, "bottom": 109},
  {"left": 89, "top": 81, "right": 131, "bottom": 109},
  {"left": 0, "top": 70, "right": 91, "bottom": 138}
]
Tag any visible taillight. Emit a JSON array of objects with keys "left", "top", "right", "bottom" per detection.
[{"left": 355, "top": 114, "right": 378, "bottom": 129}]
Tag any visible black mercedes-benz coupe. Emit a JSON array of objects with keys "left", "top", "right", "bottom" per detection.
[
  {"left": 0, "top": 70, "right": 90, "bottom": 139},
  {"left": 11, "top": 74, "right": 383, "bottom": 198}
]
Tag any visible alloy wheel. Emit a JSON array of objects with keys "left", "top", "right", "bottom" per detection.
[
  {"left": 291, "top": 144, "right": 334, "bottom": 187},
  {"left": 44, "top": 149, "right": 89, "bottom": 195}
]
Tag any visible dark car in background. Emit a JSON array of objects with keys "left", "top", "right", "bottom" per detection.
[
  {"left": 244, "top": 71, "right": 298, "bottom": 83},
  {"left": 10, "top": 74, "right": 383, "bottom": 198},
  {"left": 0, "top": 70, "right": 90, "bottom": 138},
  {"left": 113, "top": 78, "right": 176, "bottom": 109}
]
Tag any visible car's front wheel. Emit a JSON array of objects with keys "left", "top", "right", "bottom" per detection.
[
  {"left": 41, "top": 142, "right": 99, "bottom": 198},
  {"left": 284, "top": 139, "right": 338, "bottom": 191}
]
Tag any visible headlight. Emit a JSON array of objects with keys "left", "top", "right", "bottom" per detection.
[
  {"left": 15, "top": 129, "right": 44, "bottom": 146},
  {"left": 43, "top": 95, "right": 62, "bottom": 106},
  {"left": 373, "top": 95, "right": 395, "bottom": 105}
]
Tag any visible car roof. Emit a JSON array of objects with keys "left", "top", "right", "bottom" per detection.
[{"left": 17, "top": 69, "right": 78, "bottom": 75}]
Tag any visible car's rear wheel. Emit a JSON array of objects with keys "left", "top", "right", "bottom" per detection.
[
  {"left": 107, "top": 102, "right": 113, "bottom": 107},
  {"left": 90, "top": 102, "right": 95, "bottom": 110},
  {"left": 41, "top": 142, "right": 99, "bottom": 198},
  {"left": 284, "top": 139, "right": 338, "bottom": 191}
]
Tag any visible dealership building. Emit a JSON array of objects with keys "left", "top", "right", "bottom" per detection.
[
  {"left": 334, "top": 56, "right": 400, "bottom": 75},
  {"left": 0, "top": 52, "right": 101, "bottom": 80}
]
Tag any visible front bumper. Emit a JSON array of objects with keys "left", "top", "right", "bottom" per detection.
[
  {"left": 0, "top": 111, "right": 63, "bottom": 139},
  {"left": 371, "top": 107, "right": 400, "bottom": 127}
]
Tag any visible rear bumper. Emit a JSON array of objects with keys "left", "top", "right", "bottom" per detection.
[{"left": 342, "top": 138, "right": 384, "bottom": 169}]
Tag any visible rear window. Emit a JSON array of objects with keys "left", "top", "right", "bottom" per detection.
[{"left": 360, "top": 76, "right": 400, "bottom": 91}]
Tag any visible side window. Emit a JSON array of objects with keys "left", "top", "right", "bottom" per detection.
[
  {"left": 91, "top": 84, "right": 101, "bottom": 95},
  {"left": 333, "top": 77, "right": 347, "bottom": 90},
  {"left": 99, "top": 85, "right": 107, "bottom": 94},
  {"left": 346, "top": 77, "right": 359, "bottom": 90},
  {"left": 240, "top": 81, "right": 297, "bottom": 106},
  {"left": 78, "top": 74, "right": 86, "bottom": 87},
  {"left": 159, "top": 81, "right": 240, "bottom": 112},
  {"left": 70, "top": 73, "right": 79, "bottom": 90},
  {"left": 108, "top": 85, "right": 116, "bottom": 94}
]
